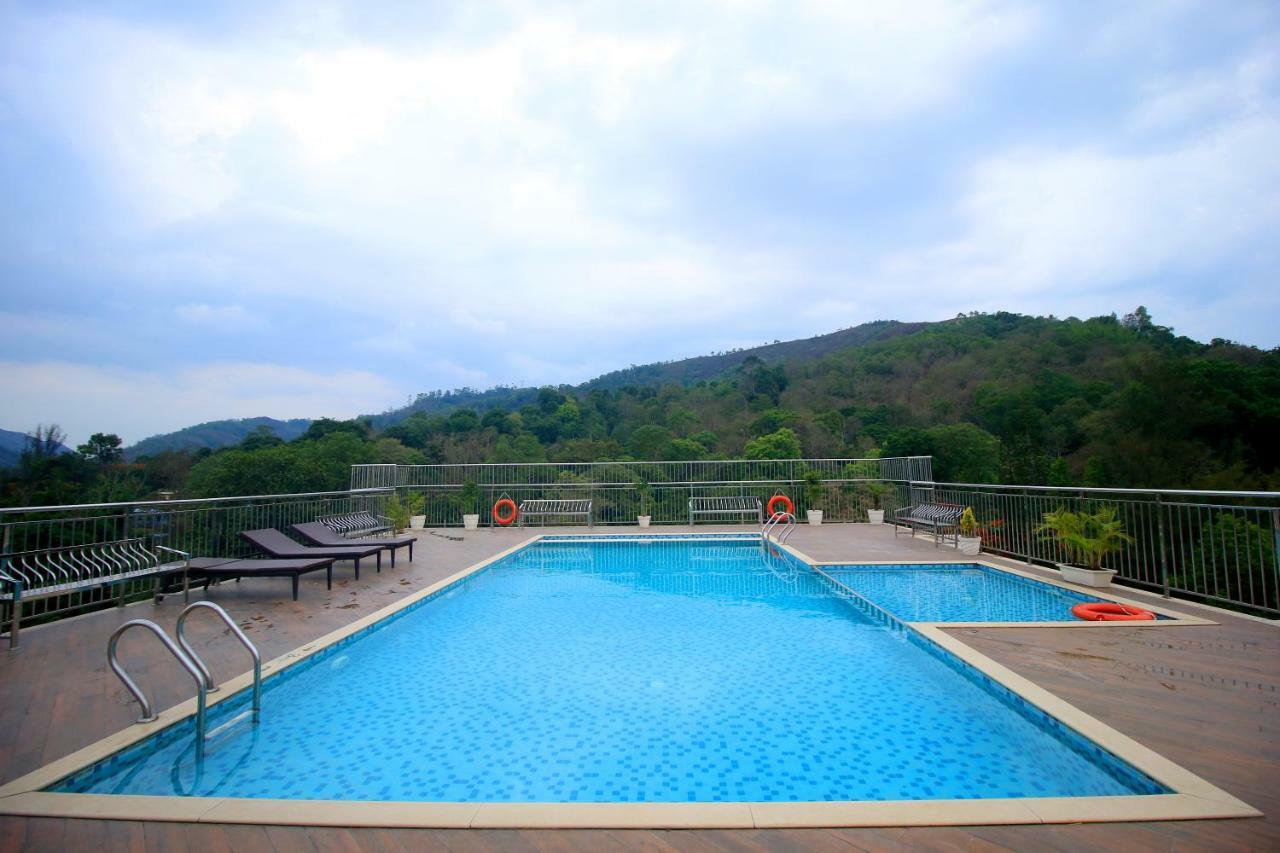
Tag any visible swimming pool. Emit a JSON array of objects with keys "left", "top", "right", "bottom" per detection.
[
  {"left": 824, "top": 563, "right": 1120, "bottom": 622},
  {"left": 51, "top": 537, "right": 1166, "bottom": 803}
]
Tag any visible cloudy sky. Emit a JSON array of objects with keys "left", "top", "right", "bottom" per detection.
[{"left": 1, "top": 0, "right": 1277, "bottom": 445}]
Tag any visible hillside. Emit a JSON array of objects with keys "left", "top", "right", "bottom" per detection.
[
  {"left": 366, "top": 319, "right": 927, "bottom": 428},
  {"left": 10, "top": 309, "right": 1277, "bottom": 504},
  {"left": 0, "top": 427, "right": 71, "bottom": 469},
  {"left": 126, "top": 417, "right": 311, "bottom": 459}
]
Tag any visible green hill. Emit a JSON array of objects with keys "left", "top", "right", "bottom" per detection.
[
  {"left": 126, "top": 417, "right": 311, "bottom": 459},
  {"left": 16, "top": 309, "right": 1276, "bottom": 503}
]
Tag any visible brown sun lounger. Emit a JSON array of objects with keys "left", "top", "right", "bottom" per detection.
[
  {"left": 239, "top": 528, "right": 383, "bottom": 579},
  {"left": 187, "top": 556, "right": 335, "bottom": 601},
  {"left": 290, "top": 522, "right": 415, "bottom": 566}
]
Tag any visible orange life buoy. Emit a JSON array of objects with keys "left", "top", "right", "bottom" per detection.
[
  {"left": 1070, "top": 602, "right": 1156, "bottom": 622},
  {"left": 767, "top": 494, "right": 793, "bottom": 517},
  {"left": 492, "top": 498, "right": 518, "bottom": 526}
]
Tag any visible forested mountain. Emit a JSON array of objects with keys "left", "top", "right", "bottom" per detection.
[
  {"left": 5, "top": 309, "right": 1277, "bottom": 504},
  {"left": 126, "top": 417, "right": 312, "bottom": 459},
  {"left": 0, "top": 427, "right": 71, "bottom": 469}
]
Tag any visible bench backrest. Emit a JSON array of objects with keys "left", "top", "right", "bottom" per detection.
[
  {"left": 689, "top": 497, "right": 762, "bottom": 510},
  {"left": 0, "top": 539, "right": 159, "bottom": 592},
  {"left": 902, "top": 503, "right": 964, "bottom": 523},
  {"left": 519, "top": 499, "right": 592, "bottom": 513},
  {"left": 320, "top": 511, "right": 387, "bottom": 534}
]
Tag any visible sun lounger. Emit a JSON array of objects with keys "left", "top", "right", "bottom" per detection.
[
  {"left": 187, "top": 556, "right": 335, "bottom": 601},
  {"left": 239, "top": 528, "right": 383, "bottom": 579},
  {"left": 290, "top": 522, "right": 414, "bottom": 566}
]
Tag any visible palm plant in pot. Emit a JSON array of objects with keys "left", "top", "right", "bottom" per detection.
[
  {"left": 1035, "top": 505, "right": 1133, "bottom": 587},
  {"left": 860, "top": 481, "right": 890, "bottom": 524},
  {"left": 459, "top": 479, "right": 482, "bottom": 530},
  {"left": 802, "top": 469, "right": 825, "bottom": 525},
  {"left": 635, "top": 476, "right": 652, "bottom": 527},
  {"left": 957, "top": 506, "right": 981, "bottom": 556},
  {"left": 406, "top": 492, "right": 427, "bottom": 530},
  {"left": 386, "top": 495, "right": 411, "bottom": 534}
]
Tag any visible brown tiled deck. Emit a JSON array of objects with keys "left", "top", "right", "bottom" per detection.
[{"left": 1, "top": 524, "right": 1276, "bottom": 851}]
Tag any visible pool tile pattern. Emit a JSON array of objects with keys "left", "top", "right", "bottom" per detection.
[{"left": 55, "top": 540, "right": 1164, "bottom": 802}]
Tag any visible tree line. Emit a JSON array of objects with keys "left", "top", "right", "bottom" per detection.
[{"left": 2, "top": 309, "right": 1276, "bottom": 505}]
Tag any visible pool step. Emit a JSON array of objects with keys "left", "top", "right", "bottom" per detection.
[{"left": 205, "top": 709, "right": 257, "bottom": 742}]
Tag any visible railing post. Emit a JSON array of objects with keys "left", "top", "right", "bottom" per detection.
[{"left": 1156, "top": 494, "right": 1170, "bottom": 599}]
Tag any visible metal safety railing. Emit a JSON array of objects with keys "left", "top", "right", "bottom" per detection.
[
  {"left": 357, "top": 457, "right": 924, "bottom": 530},
  {"left": 923, "top": 481, "right": 1280, "bottom": 617},
  {"left": 0, "top": 488, "right": 393, "bottom": 635}
]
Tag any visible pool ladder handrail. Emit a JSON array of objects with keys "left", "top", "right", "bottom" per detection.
[
  {"left": 107, "top": 602, "right": 263, "bottom": 760},
  {"left": 107, "top": 619, "right": 208, "bottom": 749},
  {"left": 176, "top": 600, "right": 262, "bottom": 717},
  {"left": 761, "top": 511, "right": 797, "bottom": 546}
]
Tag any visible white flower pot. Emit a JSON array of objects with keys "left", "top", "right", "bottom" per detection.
[
  {"left": 637, "top": 515, "right": 651, "bottom": 528},
  {"left": 957, "top": 536, "right": 981, "bottom": 556},
  {"left": 806, "top": 510, "right": 823, "bottom": 525},
  {"left": 1057, "top": 563, "right": 1116, "bottom": 588},
  {"left": 410, "top": 515, "right": 426, "bottom": 530},
  {"left": 462, "top": 513, "right": 480, "bottom": 530},
  {"left": 867, "top": 509, "right": 885, "bottom": 524}
]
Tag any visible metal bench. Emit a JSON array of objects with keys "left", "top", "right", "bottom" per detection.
[
  {"left": 688, "top": 496, "right": 763, "bottom": 526},
  {"left": 893, "top": 503, "right": 964, "bottom": 547},
  {"left": 518, "top": 499, "right": 593, "bottom": 527},
  {"left": 0, "top": 538, "right": 189, "bottom": 649},
  {"left": 319, "top": 511, "right": 392, "bottom": 538}
]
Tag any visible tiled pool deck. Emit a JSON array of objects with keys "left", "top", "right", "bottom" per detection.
[{"left": 0, "top": 524, "right": 1276, "bottom": 850}]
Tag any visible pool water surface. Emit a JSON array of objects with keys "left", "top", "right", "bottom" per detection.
[{"left": 54, "top": 538, "right": 1164, "bottom": 803}]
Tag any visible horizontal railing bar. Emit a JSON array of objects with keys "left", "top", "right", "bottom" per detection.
[
  {"left": 0, "top": 488, "right": 394, "bottom": 516},
  {"left": 351, "top": 456, "right": 928, "bottom": 470},
  {"left": 931, "top": 481, "right": 1280, "bottom": 501}
]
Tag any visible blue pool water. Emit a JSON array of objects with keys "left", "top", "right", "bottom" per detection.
[
  {"left": 825, "top": 563, "right": 1108, "bottom": 622},
  {"left": 54, "top": 538, "right": 1164, "bottom": 802}
]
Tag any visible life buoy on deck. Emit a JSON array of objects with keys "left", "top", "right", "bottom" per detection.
[
  {"left": 767, "top": 494, "right": 793, "bottom": 517},
  {"left": 492, "top": 498, "right": 518, "bottom": 526},
  {"left": 1070, "top": 602, "right": 1156, "bottom": 622}
]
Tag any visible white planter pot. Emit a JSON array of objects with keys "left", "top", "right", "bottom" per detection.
[
  {"left": 957, "top": 536, "right": 981, "bottom": 556},
  {"left": 867, "top": 509, "right": 885, "bottom": 524},
  {"left": 462, "top": 513, "right": 480, "bottom": 530},
  {"left": 409, "top": 515, "right": 426, "bottom": 530},
  {"left": 1057, "top": 563, "right": 1116, "bottom": 588},
  {"left": 806, "top": 510, "right": 823, "bottom": 525},
  {"left": 637, "top": 515, "right": 651, "bottom": 528}
]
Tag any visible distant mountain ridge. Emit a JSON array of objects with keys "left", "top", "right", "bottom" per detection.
[
  {"left": 0, "top": 427, "right": 72, "bottom": 469},
  {"left": 126, "top": 417, "right": 311, "bottom": 459},
  {"left": 367, "top": 319, "right": 927, "bottom": 427}
]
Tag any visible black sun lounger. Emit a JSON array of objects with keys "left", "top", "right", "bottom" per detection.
[
  {"left": 290, "top": 522, "right": 415, "bottom": 566},
  {"left": 240, "top": 528, "right": 383, "bottom": 579},
  {"left": 187, "top": 557, "right": 335, "bottom": 601}
]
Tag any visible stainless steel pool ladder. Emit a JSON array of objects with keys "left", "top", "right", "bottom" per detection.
[
  {"left": 107, "top": 601, "right": 262, "bottom": 759},
  {"left": 761, "top": 511, "right": 797, "bottom": 546}
]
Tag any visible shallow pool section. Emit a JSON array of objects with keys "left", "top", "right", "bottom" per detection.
[
  {"left": 825, "top": 563, "right": 1115, "bottom": 622},
  {"left": 53, "top": 538, "right": 1165, "bottom": 803}
]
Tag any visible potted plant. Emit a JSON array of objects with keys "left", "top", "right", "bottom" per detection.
[
  {"left": 406, "top": 492, "right": 427, "bottom": 530},
  {"left": 1035, "top": 505, "right": 1133, "bottom": 587},
  {"left": 861, "top": 481, "right": 890, "bottom": 524},
  {"left": 802, "top": 469, "right": 825, "bottom": 525},
  {"left": 386, "top": 495, "right": 411, "bottom": 534},
  {"left": 459, "top": 479, "right": 482, "bottom": 530},
  {"left": 957, "top": 506, "right": 981, "bottom": 556},
  {"left": 635, "top": 476, "right": 652, "bottom": 528}
]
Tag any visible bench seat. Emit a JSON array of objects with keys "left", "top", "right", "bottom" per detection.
[{"left": 893, "top": 503, "right": 964, "bottom": 547}]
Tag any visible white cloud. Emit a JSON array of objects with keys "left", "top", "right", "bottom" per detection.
[
  {"left": 175, "top": 303, "right": 262, "bottom": 327},
  {"left": 0, "top": 361, "right": 405, "bottom": 445}
]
